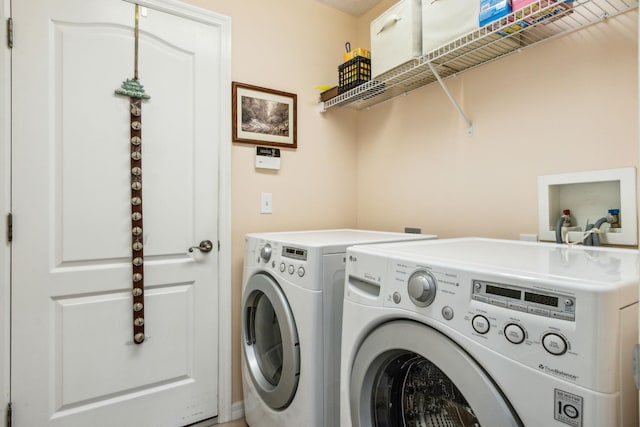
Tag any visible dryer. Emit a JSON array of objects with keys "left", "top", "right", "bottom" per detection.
[
  {"left": 241, "top": 229, "right": 436, "bottom": 427},
  {"left": 341, "top": 237, "right": 639, "bottom": 427}
]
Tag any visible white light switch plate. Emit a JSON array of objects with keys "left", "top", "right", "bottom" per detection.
[{"left": 261, "top": 192, "right": 272, "bottom": 214}]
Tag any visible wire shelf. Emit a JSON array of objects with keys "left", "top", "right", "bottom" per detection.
[{"left": 320, "top": 0, "right": 638, "bottom": 111}]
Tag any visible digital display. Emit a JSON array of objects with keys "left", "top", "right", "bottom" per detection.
[
  {"left": 282, "top": 246, "right": 307, "bottom": 260},
  {"left": 524, "top": 292, "right": 558, "bottom": 307},
  {"left": 485, "top": 284, "right": 521, "bottom": 300}
]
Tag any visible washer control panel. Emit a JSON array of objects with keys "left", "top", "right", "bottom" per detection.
[
  {"left": 248, "top": 239, "right": 314, "bottom": 286},
  {"left": 345, "top": 241, "right": 639, "bottom": 394},
  {"left": 472, "top": 279, "right": 575, "bottom": 321},
  {"left": 369, "top": 261, "right": 581, "bottom": 374}
]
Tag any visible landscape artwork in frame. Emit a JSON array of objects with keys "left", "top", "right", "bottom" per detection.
[{"left": 232, "top": 82, "right": 297, "bottom": 148}]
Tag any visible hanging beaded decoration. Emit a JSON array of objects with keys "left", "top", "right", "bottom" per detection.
[{"left": 115, "top": 5, "right": 150, "bottom": 345}]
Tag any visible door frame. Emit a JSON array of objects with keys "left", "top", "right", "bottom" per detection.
[
  {"left": 1, "top": 0, "right": 10, "bottom": 423},
  {"left": 0, "top": 0, "right": 233, "bottom": 423}
]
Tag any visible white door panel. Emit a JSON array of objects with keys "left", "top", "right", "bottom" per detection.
[
  {"left": 11, "top": 0, "right": 226, "bottom": 425},
  {"left": 56, "top": 284, "right": 193, "bottom": 406}
]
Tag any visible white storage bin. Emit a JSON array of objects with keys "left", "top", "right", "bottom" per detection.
[
  {"left": 370, "top": 0, "right": 422, "bottom": 78},
  {"left": 422, "top": 0, "right": 480, "bottom": 55}
]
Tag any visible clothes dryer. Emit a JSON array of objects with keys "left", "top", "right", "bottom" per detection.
[
  {"left": 241, "top": 229, "right": 436, "bottom": 427},
  {"left": 341, "top": 238, "right": 639, "bottom": 427}
]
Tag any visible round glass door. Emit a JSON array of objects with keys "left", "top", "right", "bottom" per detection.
[
  {"left": 350, "top": 320, "right": 523, "bottom": 427},
  {"left": 373, "top": 351, "right": 480, "bottom": 426},
  {"left": 242, "top": 273, "right": 300, "bottom": 410},
  {"left": 251, "top": 292, "right": 283, "bottom": 386}
]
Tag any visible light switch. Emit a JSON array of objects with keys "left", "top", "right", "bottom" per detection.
[{"left": 261, "top": 192, "right": 272, "bottom": 214}]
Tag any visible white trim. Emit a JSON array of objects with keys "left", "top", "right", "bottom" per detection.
[
  {"left": 230, "top": 400, "right": 245, "bottom": 421},
  {"left": 216, "top": 9, "right": 233, "bottom": 424},
  {"left": 123, "top": 0, "right": 233, "bottom": 421},
  {"left": 181, "top": 402, "right": 243, "bottom": 427},
  {"left": 0, "top": 0, "right": 10, "bottom": 422}
]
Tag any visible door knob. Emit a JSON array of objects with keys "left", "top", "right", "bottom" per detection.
[{"left": 188, "top": 240, "right": 214, "bottom": 253}]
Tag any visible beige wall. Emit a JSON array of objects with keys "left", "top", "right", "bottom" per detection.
[
  {"left": 186, "top": 0, "right": 364, "bottom": 404},
  {"left": 189, "top": 0, "right": 638, "bottom": 409},
  {"left": 355, "top": 12, "right": 638, "bottom": 238}
]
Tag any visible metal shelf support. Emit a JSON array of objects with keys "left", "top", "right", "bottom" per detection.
[{"left": 427, "top": 62, "right": 473, "bottom": 136}]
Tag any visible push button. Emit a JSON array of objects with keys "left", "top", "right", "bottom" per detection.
[
  {"left": 392, "top": 292, "right": 401, "bottom": 304},
  {"left": 504, "top": 323, "right": 525, "bottom": 344},
  {"left": 441, "top": 306, "right": 454, "bottom": 320},
  {"left": 472, "top": 315, "right": 490, "bottom": 334},
  {"left": 542, "top": 333, "right": 568, "bottom": 356}
]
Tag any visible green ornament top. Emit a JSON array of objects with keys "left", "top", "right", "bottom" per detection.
[{"left": 115, "top": 78, "right": 151, "bottom": 99}]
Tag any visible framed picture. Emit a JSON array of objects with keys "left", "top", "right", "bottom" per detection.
[{"left": 232, "top": 82, "right": 297, "bottom": 148}]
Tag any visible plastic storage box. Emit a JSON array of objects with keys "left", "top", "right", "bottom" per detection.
[
  {"left": 479, "top": 0, "right": 512, "bottom": 27},
  {"left": 370, "top": 0, "right": 422, "bottom": 78},
  {"left": 512, "top": 0, "right": 537, "bottom": 10},
  {"left": 338, "top": 57, "right": 371, "bottom": 94},
  {"left": 422, "top": 0, "right": 480, "bottom": 55}
]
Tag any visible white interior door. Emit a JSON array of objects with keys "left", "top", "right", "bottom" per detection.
[{"left": 10, "top": 0, "right": 229, "bottom": 425}]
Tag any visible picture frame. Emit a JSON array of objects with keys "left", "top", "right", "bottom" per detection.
[{"left": 232, "top": 82, "right": 297, "bottom": 148}]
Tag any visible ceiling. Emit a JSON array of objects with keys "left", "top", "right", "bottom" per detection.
[{"left": 315, "top": 0, "right": 384, "bottom": 16}]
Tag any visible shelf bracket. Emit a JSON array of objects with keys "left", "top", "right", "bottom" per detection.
[{"left": 427, "top": 62, "right": 473, "bottom": 136}]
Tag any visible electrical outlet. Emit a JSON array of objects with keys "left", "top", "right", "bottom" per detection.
[{"left": 261, "top": 192, "right": 272, "bottom": 214}]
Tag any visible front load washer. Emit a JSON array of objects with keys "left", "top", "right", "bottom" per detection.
[
  {"left": 341, "top": 237, "right": 639, "bottom": 427},
  {"left": 241, "top": 229, "right": 436, "bottom": 427}
]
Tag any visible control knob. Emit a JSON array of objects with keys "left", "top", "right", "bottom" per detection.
[
  {"left": 407, "top": 270, "right": 437, "bottom": 307},
  {"left": 542, "top": 332, "right": 568, "bottom": 356},
  {"left": 260, "top": 244, "right": 272, "bottom": 263},
  {"left": 504, "top": 323, "right": 526, "bottom": 344}
]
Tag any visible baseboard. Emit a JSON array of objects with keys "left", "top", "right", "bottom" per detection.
[
  {"left": 184, "top": 401, "right": 244, "bottom": 427},
  {"left": 231, "top": 400, "right": 245, "bottom": 421}
]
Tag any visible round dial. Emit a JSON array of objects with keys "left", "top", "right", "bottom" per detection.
[
  {"left": 407, "top": 270, "right": 437, "bottom": 307},
  {"left": 542, "top": 332, "right": 568, "bottom": 356},
  {"left": 504, "top": 323, "right": 526, "bottom": 344},
  {"left": 472, "top": 315, "right": 490, "bottom": 334},
  {"left": 260, "top": 244, "right": 272, "bottom": 263}
]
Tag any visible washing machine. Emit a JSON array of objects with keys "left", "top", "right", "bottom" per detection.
[
  {"left": 241, "top": 229, "right": 437, "bottom": 427},
  {"left": 341, "top": 237, "right": 639, "bottom": 427}
]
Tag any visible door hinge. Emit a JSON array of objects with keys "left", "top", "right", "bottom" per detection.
[
  {"left": 218, "top": 240, "right": 220, "bottom": 251},
  {"left": 6, "top": 402, "right": 11, "bottom": 427},
  {"left": 6, "top": 213, "right": 12, "bottom": 243},
  {"left": 6, "top": 17, "right": 13, "bottom": 49}
]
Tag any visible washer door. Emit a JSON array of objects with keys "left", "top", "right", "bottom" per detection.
[
  {"left": 350, "top": 320, "right": 523, "bottom": 427},
  {"left": 242, "top": 273, "right": 300, "bottom": 410}
]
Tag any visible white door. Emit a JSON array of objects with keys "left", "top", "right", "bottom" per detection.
[{"left": 10, "top": 0, "right": 229, "bottom": 425}]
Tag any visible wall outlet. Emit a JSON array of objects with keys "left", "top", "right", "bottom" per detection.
[{"left": 261, "top": 192, "right": 272, "bottom": 214}]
